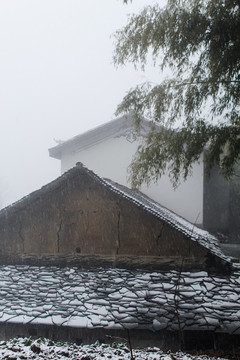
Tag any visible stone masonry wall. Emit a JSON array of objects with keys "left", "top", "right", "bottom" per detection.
[{"left": 0, "top": 166, "right": 208, "bottom": 264}]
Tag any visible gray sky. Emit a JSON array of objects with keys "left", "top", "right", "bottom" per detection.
[{"left": 0, "top": 0, "right": 164, "bottom": 207}]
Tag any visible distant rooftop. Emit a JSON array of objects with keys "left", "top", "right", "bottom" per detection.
[{"left": 48, "top": 113, "right": 153, "bottom": 160}]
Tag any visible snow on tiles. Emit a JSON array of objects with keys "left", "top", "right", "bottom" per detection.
[{"left": 0, "top": 265, "right": 239, "bottom": 336}]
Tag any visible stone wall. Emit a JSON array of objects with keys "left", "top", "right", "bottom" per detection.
[{"left": 0, "top": 165, "right": 216, "bottom": 269}]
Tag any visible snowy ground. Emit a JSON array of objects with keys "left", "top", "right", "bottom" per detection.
[{"left": 0, "top": 337, "right": 231, "bottom": 360}]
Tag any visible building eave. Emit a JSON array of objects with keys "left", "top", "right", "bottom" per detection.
[{"left": 48, "top": 113, "right": 152, "bottom": 160}]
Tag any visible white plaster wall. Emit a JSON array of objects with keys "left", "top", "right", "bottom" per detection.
[
  {"left": 61, "top": 136, "right": 203, "bottom": 224},
  {"left": 140, "top": 161, "right": 204, "bottom": 225},
  {"left": 61, "top": 137, "right": 137, "bottom": 185}
]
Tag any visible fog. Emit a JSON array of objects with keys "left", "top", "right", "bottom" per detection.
[{"left": 0, "top": 0, "right": 166, "bottom": 208}]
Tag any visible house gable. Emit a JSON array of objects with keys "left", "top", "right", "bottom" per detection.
[
  {"left": 0, "top": 164, "right": 238, "bottom": 349},
  {"left": 0, "top": 163, "right": 230, "bottom": 273}
]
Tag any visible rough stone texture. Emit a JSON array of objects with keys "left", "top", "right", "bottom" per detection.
[
  {"left": 0, "top": 264, "right": 239, "bottom": 340},
  {"left": 0, "top": 165, "right": 231, "bottom": 272},
  {"left": 0, "top": 165, "right": 238, "bottom": 350}
]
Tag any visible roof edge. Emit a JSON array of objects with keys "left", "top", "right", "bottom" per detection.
[{"left": 48, "top": 113, "right": 152, "bottom": 160}]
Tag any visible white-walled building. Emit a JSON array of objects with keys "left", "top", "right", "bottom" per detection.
[{"left": 49, "top": 114, "right": 204, "bottom": 226}]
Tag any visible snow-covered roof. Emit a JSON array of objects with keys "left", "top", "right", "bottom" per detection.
[{"left": 0, "top": 265, "right": 239, "bottom": 334}]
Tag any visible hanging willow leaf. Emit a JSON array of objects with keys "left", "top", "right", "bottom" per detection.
[{"left": 114, "top": 0, "right": 240, "bottom": 187}]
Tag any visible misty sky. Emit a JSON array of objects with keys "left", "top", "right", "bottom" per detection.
[{"left": 0, "top": 0, "right": 165, "bottom": 208}]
